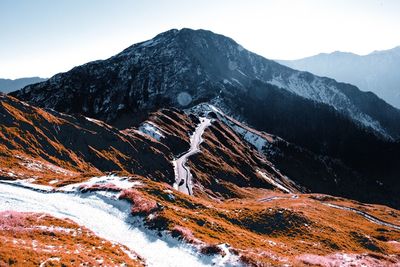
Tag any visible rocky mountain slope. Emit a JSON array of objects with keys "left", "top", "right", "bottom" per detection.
[
  {"left": 2, "top": 29, "right": 400, "bottom": 266},
  {"left": 9, "top": 29, "right": 400, "bottom": 206},
  {"left": 2, "top": 93, "right": 397, "bottom": 207},
  {"left": 0, "top": 77, "right": 46, "bottom": 93},
  {"left": 0, "top": 93, "right": 298, "bottom": 197},
  {"left": 11, "top": 29, "right": 400, "bottom": 140},
  {"left": 0, "top": 93, "right": 174, "bottom": 185},
  {"left": 1, "top": 94, "right": 400, "bottom": 266},
  {"left": 278, "top": 46, "right": 400, "bottom": 108}
]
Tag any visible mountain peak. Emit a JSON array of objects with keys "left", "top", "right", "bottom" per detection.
[
  {"left": 11, "top": 28, "right": 400, "bottom": 141},
  {"left": 138, "top": 28, "right": 240, "bottom": 50},
  {"left": 369, "top": 45, "right": 400, "bottom": 55},
  {"left": 153, "top": 28, "right": 180, "bottom": 39}
]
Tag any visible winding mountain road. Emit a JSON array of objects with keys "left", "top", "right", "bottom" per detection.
[
  {"left": 173, "top": 117, "right": 211, "bottom": 195},
  {"left": 323, "top": 202, "right": 400, "bottom": 230},
  {"left": 256, "top": 192, "right": 400, "bottom": 230}
]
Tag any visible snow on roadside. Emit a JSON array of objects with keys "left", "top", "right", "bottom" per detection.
[
  {"left": 230, "top": 124, "right": 267, "bottom": 152},
  {"left": 202, "top": 104, "right": 271, "bottom": 153}
]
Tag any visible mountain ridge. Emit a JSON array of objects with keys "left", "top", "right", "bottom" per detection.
[
  {"left": 0, "top": 77, "right": 47, "bottom": 93},
  {"left": 277, "top": 46, "right": 400, "bottom": 108},
  {"left": 8, "top": 28, "right": 400, "bottom": 208},
  {"left": 11, "top": 28, "right": 400, "bottom": 140}
]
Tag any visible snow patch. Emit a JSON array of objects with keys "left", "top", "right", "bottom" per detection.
[
  {"left": 231, "top": 78, "right": 243, "bottom": 86},
  {"left": 60, "top": 175, "right": 142, "bottom": 192},
  {"left": 138, "top": 122, "right": 165, "bottom": 141},
  {"left": 217, "top": 243, "right": 241, "bottom": 266},
  {"left": 228, "top": 60, "right": 238, "bottom": 71},
  {"left": 85, "top": 116, "right": 103, "bottom": 124},
  {"left": 231, "top": 125, "right": 268, "bottom": 152},
  {"left": 17, "top": 156, "right": 76, "bottom": 177},
  {"left": 236, "top": 69, "right": 248, "bottom": 77},
  {"left": 297, "top": 252, "right": 395, "bottom": 267},
  {"left": 223, "top": 79, "right": 232, "bottom": 85},
  {"left": 257, "top": 170, "right": 292, "bottom": 193},
  {"left": 0, "top": 179, "right": 54, "bottom": 192},
  {"left": 0, "top": 175, "right": 141, "bottom": 195}
]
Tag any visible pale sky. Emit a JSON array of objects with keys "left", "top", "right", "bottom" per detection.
[{"left": 1, "top": 0, "right": 400, "bottom": 79}]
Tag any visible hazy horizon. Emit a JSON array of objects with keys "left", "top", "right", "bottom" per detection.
[{"left": 1, "top": 0, "right": 400, "bottom": 79}]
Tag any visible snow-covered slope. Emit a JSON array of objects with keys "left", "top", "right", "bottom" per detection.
[
  {"left": 0, "top": 181, "right": 236, "bottom": 267},
  {"left": 267, "top": 72, "right": 388, "bottom": 136}
]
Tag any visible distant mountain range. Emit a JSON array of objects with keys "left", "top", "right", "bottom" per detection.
[
  {"left": 0, "top": 77, "right": 47, "bottom": 93},
  {"left": 277, "top": 46, "right": 400, "bottom": 108}
]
